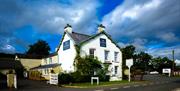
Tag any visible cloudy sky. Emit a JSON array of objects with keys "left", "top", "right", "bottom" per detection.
[{"left": 0, "top": 0, "right": 179, "bottom": 60}]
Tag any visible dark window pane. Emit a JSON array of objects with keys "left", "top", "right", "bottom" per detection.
[
  {"left": 114, "top": 52, "right": 118, "bottom": 62},
  {"left": 115, "top": 66, "right": 118, "bottom": 74},
  {"left": 89, "top": 49, "right": 95, "bottom": 57},
  {"left": 104, "top": 50, "right": 109, "bottom": 60}
]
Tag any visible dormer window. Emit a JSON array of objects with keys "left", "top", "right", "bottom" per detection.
[
  {"left": 63, "top": 40, "right": 70, "bottom": 50},
  {"left": 100, "top": 38, "right": 106, "bottom": 47}
]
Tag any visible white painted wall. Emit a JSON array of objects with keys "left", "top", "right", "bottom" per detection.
[
  {"left": 57, "top": 33, "right": 76, "bottom": 73},
  {"left": 80, "top": 34, "right": 122, "bottom": 81}
]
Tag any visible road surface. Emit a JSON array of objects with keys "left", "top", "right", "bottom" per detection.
[{"left": 0, "top": 75, "right": 180, "bottom": 91}]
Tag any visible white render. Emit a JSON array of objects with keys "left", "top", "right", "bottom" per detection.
[
  {"left": 80, "top": 34, "right": 122, "bottom": 81},
  {"left": 58, "top": 33, "right": 77, "bottom": 73},
  {"left": 57, "top": 25, "right": 122, "bottom": 81}
]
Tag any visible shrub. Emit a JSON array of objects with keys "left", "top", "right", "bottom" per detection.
[
  {"left": 75, "top": 55, "right": 102, "bottom": 76},
  {"left": 58, "top": 73, "right": 74, "bottom": 84}
]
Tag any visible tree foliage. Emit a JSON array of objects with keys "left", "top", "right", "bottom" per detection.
[
  {"left": 134, "top": 52, "right": 152, "bottom": 71},
  {"left": 121, "top": 45, "right": 136, "bottom": 67},
  {"left": 26, "top": 40, "right": 50, "bottom": 56},
  {"left": 75, "top": 56, "right": 102, "bottom": 76},
  {"left": 149, "top": 57, "right": 173, "bottom": 73},
  {"left": 121, "top": 45, "right": 174, "bottom": 73}
]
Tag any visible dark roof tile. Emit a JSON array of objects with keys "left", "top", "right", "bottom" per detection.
[{"left": 68, "top": 32, "right": 91, "bottom": 44}]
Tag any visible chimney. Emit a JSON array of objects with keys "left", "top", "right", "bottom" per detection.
[
  {"left": 64, "top": 24, "right": 72, "bottom": 33},
  {"left": 98, "top": 24, "right": 105, "bottom": 33},
  {"left": 15, "top": 55, "right": 19, "bottom": 60}
]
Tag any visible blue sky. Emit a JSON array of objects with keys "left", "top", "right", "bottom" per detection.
[{"left": 0, "top": 0, "right": 179, "bottom": 61}]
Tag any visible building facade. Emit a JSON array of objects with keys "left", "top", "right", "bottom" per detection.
[
  {"left": 18, "top": 24, "right": 123, "bottom": 81},
  {"left": 56, "top": 24, "right": 122, "bottom": 81}
]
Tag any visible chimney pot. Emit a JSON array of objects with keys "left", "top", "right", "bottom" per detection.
[
  {"left": 64, "top": 24, "right": 72, "bottom": 33},
  {"left": 98, "top": 24, "right": 105, "bottom": 33}
]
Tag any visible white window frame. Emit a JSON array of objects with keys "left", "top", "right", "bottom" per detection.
[
  {"left": 89, "top": 48, "right": 96, "bottom": 58},
  {"left": 49, "top": 57, "right": 52, "bottom": 64},
  {"left": 114, "top": 52, "right": 119, "bottom": 62},
  {"left": 104, "top": 50, "right": 109, "bottom": 61},
  {"left": 114, "top": 66, "right": 118, "bottom": 75}
]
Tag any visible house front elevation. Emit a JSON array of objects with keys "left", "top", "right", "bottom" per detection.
[{"left": 57, "top": 24, "right": 122, "bottom": 81}]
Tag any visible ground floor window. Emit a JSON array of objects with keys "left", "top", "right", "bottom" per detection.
[
  {"left": 89, "top": 48, "right": 95, "bottom": 57},
  {"left": 44, "top": 69, "right": 49, "bottom": 75},
  {"left": 114, "top": 66, "right": 118, "bottom": 74}
]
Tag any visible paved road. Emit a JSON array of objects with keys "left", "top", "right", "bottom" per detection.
[
  {"left": 94, "top": 78, "right": 180, "bottom": 91},
  {"left": 0, "top": 75, "right": 180, "bottom": 91}
]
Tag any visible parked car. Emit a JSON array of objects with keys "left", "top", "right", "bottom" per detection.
[{"left": 150, "top": 71, "right": 159, "bottom": 75}]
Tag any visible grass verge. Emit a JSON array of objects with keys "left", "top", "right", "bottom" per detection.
[{"left": 61, "top": 80, "right": 148, "bottom": 88}]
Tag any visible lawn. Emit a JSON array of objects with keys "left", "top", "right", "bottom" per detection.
[{"left": 62, "top": 80, "right": 147, "bottom": 88}]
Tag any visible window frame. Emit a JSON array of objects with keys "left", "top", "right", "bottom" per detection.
[
  {"left": 49, "top": 57, "right": 52, "bottom": 64},
  {"left": 114, "top": 52, "right": 119, "bottom": 62},
  {"left": 104, "top": 50, "right": 109, "bottom": 61},
  {"left": 89, "top": 48, "right": 96, "bottom": 58},
  {"left": 114, "top": 66, "right": 118, "bottom": 74}
]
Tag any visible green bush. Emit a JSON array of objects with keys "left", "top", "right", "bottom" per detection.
[
  {"left": 58, "top": 71, "right": 110, "bottom": 84},
  {"left": 58, "top": 73, "right": 74, "bottom": 84},
  {"left": 70, "top": 71, "right": 90, "bottom": 83}
]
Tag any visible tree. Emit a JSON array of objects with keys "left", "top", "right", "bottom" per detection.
[
  {"left": 121, "top": 45, "right": 136, "bottom": 67},
  {"left": 26, "top": 40, "right": 50, "bottom": 56},
  {"left": 133, "top": 52, "right": 152, "bottom": 71},
  {"left": 75, "top": 56, "right": 102, "bottom": 76},
  {"left": 149, "top": 57, "right": 173, "bottom": 73},
  {"left": 121, "top": 45, "right": 136, "bottom": 79}
]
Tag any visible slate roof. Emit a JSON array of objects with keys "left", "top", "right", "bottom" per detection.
[
  {"left": 30, "top": 63, "right": 61, "bottom": 70},
  {"left": 0, "top": 59, "right": 24, "bottom": 69},
  {"left": 43, "top": 52, "right": 58, "bottom": 58},
  {"left": 68, "top": 32, "right": 91, "bottom": 45},
  {"left": 57, "top": 31, "right": 120, "bottom": 51}
]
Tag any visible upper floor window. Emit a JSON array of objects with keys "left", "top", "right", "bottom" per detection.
[
  {"left": 100, "top": 38, "right": 106, "bottom": 47},
  {"left": 114, "top": 52, "right": 119, "bottom": 62},
  {"left": 104, "top": 50, "right": 109, "bottom": 60},
  {"left": 44, "top": 59, "right": 48, "bottom": 64},
  {"left": 63, "top": 40, "right": 70, "bottom": 50},
  {"left": 89, "top": 49, "right": 95, "bottom": 57},
  {"left": 49, "top": 58, "right": 52, "bottom": 64}
]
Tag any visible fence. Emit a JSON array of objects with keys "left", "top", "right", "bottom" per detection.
[
  {"left": 28, "top": 71, "right": 46, "bottom": 80},
  {"left": 174, "top": 71, "right": 180, "bottom": 76}
]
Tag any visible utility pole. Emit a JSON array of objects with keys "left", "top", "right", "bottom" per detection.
[{"left": 172, "top": 50, "right": 175, "bottom": 76}]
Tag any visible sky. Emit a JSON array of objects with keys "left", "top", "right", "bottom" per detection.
[{"left": 0, "top": 0, "right": 179, "bottom": 61}]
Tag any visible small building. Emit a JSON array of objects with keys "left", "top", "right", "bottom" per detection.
[{"left": 29, "top": 53, "right": 62, "bottom": 80}]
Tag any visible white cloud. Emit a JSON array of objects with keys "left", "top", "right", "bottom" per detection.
[
  {"left": 147, "top": 45, "right": 180, "bottom": 59},
  {"left": 0, "top": 0, "right": 101, "bottom": 53},
  {"left": 102, "top": 0, "right": 180, "bottom": 39},
  {"left": 157, "top": 32, "right": 179, "bottom": 42},
  {"left": 175, "top": 59, "right": 180, "bottom": 66},
  {"left": 27, "top": 0, "right": 100, "bottom": 34},
  {"left": 102, "top": 0, "right": 180, "bottom": 59},
  {"left": 0, "top": 44, "right": 16, "bottom": 53}
]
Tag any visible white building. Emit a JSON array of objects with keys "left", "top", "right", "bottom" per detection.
[{"left": 56, "top": 24, "right": 122, "bottom": 81}]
